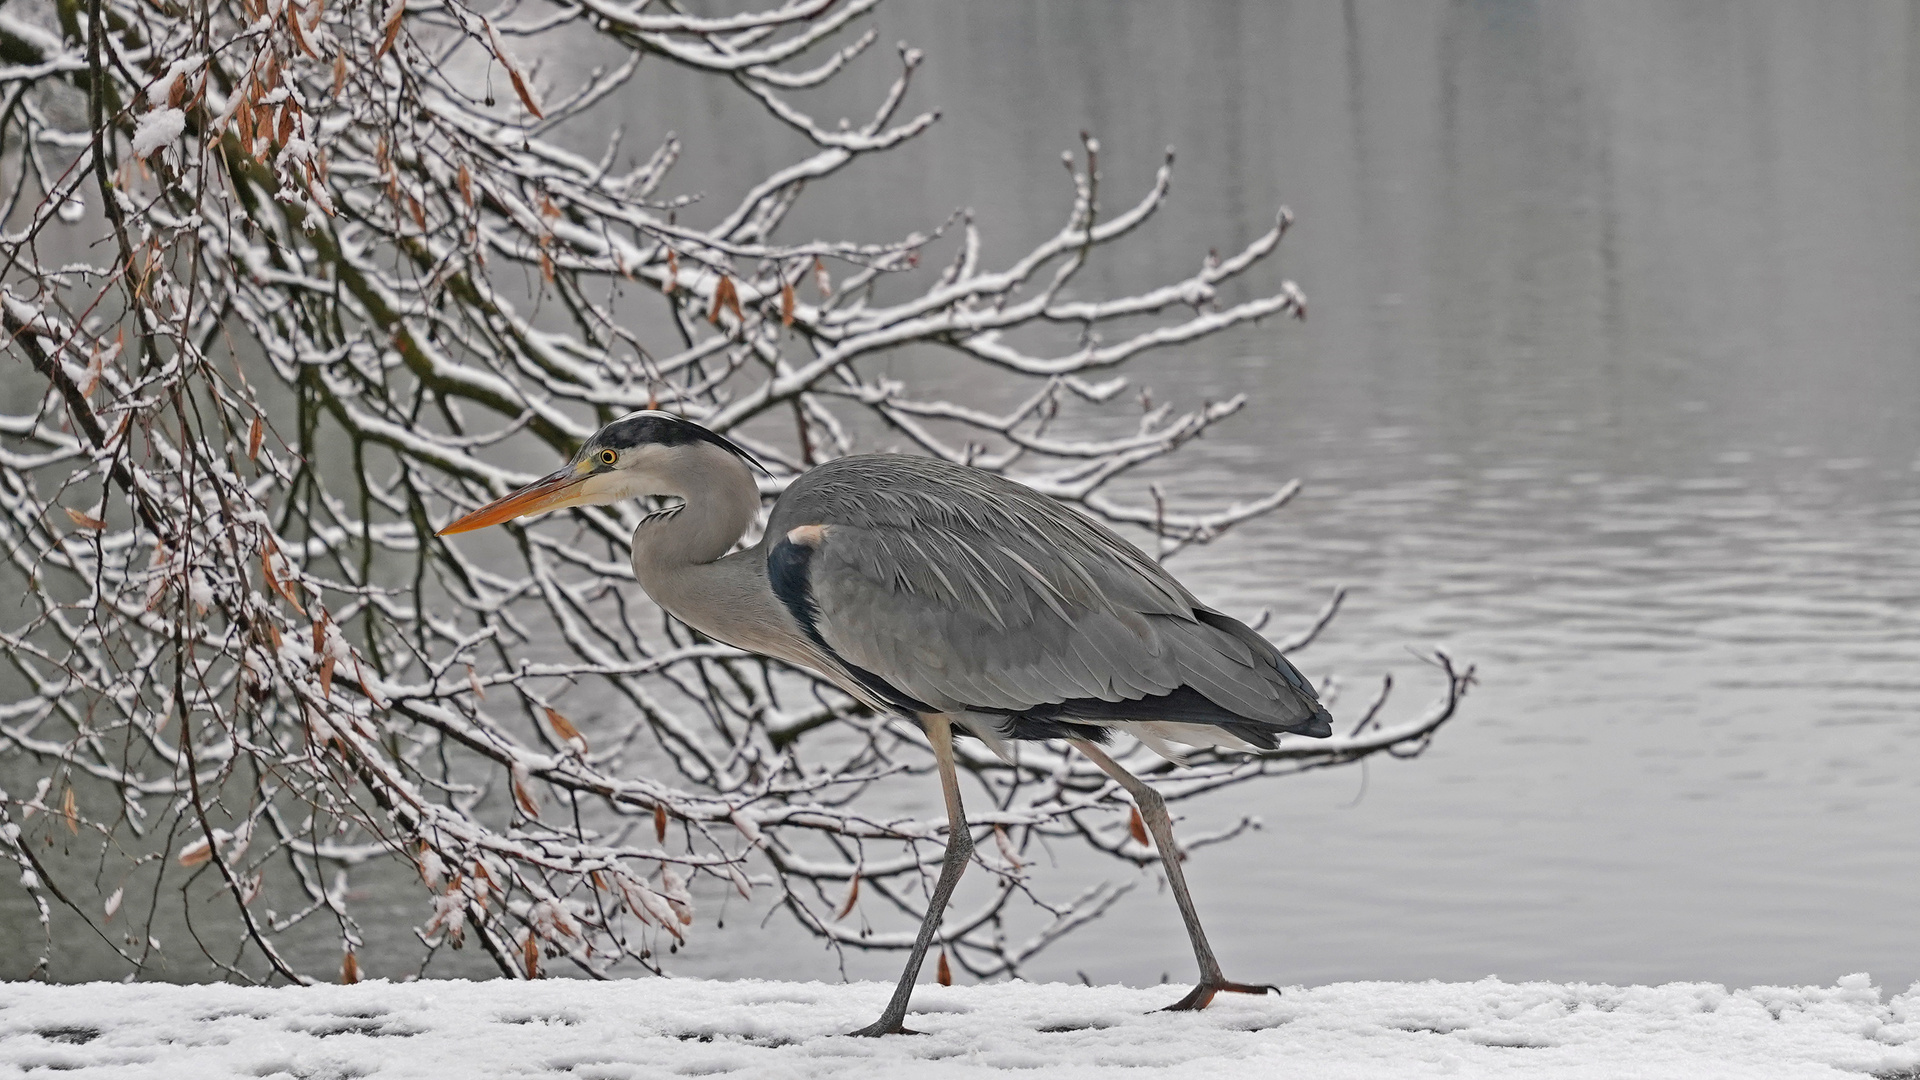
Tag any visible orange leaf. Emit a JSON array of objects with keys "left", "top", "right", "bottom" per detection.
[
  {"left": 544, "top": 707, "right": 586, "bottom": 752},
  {"left": 64, "top": 507, "right": 105, "bottom": 530},
  {"left": 178, "top": 837, "right": 213, "bottom": 867},
  {"left": 457, "top": 163, "right": 473, "bottom": 207},
  {"left": 261, "top": 544, "right": 305, "bottom": 614},
  {"left": 708, "top": 276, "right": 741, "bottom": 325},
  {"left": 509, "top": 69, "right": 542, "bottom": 119},
  {"left": 318, "top": 655, "right": 336, "bottom": 698},
  {"left": 513, "top": 777, "right": 540, "bottom": 818},
  {"left": 937, "top": 949, "right": 952, "bottom": 986},
  {"left": 341, "top": 951, "right": 360, "bottom": 984},
  {"left": 1128, "top": 806, "right": 1149, "bottom": 846},
  {"left": 376, "top": 0, "right": 404, "bottom": 60},
  {"left": 288, "top": 3, "right": 319, "bottom": 59},
  {"left": 79, "top": 345, "right": 102, "bottom": 397},
  {"left": 522, "top": 932, "right": 539, "bottom": 979},
  {"left": 780, "top": 282, "right": 795, "bottom": 327},
  {"left": 834, "top": 872, "right": 860, "bottom": 921},
  {"left": 247, "top": 416, "right": 264, "bottom": 460},
  {"left": 653, "top": 803, "right": 667, "bottom": 843},
  {"left": 276, "top": 104, "right": 294, "bottom": 147}
]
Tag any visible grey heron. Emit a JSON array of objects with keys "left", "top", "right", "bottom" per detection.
[{"left": 438, "top": 411, "right": 1333, "bottom": 1036}]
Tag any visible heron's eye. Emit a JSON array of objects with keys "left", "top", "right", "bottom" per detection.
[{"left": 599, "top": 449, "right": 618, "bottom": 467}]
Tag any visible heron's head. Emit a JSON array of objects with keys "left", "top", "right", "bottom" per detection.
[{"left": 436, "top": 412, "right": 763, "bottom": 535}]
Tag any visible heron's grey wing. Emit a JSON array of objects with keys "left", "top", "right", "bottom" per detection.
[{"left": 765, "top": 456, "right": 1331, "bottom": 741}]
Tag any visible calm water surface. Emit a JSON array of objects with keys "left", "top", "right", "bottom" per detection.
[{"left": 664, "top": 0, "right": 1920, "bottom": 992}]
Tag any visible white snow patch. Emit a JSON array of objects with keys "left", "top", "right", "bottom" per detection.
[
  {"left": 131, "top": 108, "right": 185, "bottom": 159},
  {"left": 0, "top": 975, "right": 1914, "bottom": 1078}
]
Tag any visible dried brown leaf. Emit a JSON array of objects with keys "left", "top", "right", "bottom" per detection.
[
  {"left": 993, "top": 824, "right": 1023, "bottom": 869},
  {"left": 653, "top": 802, "right": 668, "bottom": 843},
  {"left": 663, "top": 249, "right": 679, "bottom": 294},
  {"left": 512, "top": 778, "right": 539, "bottom": 818},
  {"left": 1128, "top": 806, "right": 1149, "bottom": 847},
  {"left": 341, "top": 951, "right": 360, "bottom": 984},
  {"left": 509, "top": 68, "right": 543, "bottom": 119},
  {"left": 332, "top": 53, "right": 348, "bottom": 96},
  {"left": 522, "top": 932, "right": 539, "bottom": 979},
  {"left": 708, "top": 275, "right": 741, "bottom": 325},
  {"left": 64, "top": 507, "right": 105, "bottom": 530},
  {"left": 78, "top": 345, "right": 102, "bottom": 397},
  {"left": 261, "top": 545, "right": 305, "bottom": 613},
  {"left": 834, "top": 873, "right": 860, "bottom": 921},
  {"left": 248, "top": 416, "right": 264, "bottom": 460},
  {"left": 457, "top": 163, "right": 473, "bottom": 207},
  {"left": 937, "top": 949, "right": 952, "bottom": 986},
  {"left": 288, "top": 4, "right": 319, "bottom": 59},
  {"left": 812, "top": 257, "right": 832, "bottom": 299},
  {"left": 544, "top": 708, "right": 586, "bottom": 752},
  {"left": 780, "top": 282, "right": 795, "bottom": 326},
  {"left": 60, "top": 786, "right": 77, "bottom": 834},
  {"left": 376, "top": 0, "right": 404, "bottom": 60}
]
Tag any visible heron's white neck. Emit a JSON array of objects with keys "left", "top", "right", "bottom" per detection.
[
  {"left": 627, "top": 442, "right": 789, "bottom": 655},
  {"left": 628, "top": 441, "right": 760, "bottom": 570}
]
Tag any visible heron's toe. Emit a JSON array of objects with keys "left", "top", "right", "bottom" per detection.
[{"left": 1160, "top": 980, "right": 1280, "bottom": 1012}]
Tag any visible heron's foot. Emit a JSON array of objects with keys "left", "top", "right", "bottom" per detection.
[
  {"left": 1161, "top": 979, "right": 1281, "bottom": 1012},
  {"left": 844, "top": 1017, "right": 924, "bottom": 1037}
]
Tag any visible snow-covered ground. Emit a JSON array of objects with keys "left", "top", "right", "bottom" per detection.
[{"left": 1, "top": 974, "right": 1914, "bottom": 1078}]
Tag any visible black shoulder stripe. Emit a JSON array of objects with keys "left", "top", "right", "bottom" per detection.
[
  {"left": 766, "top": 534, "right": 821, "bottom": 640},
  {"left": 767, "top": 536, "right": 931, "bottom": 716}
]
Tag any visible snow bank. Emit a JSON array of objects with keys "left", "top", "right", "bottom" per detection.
[{"left": 1, "top": 974, "right": 1914, "bottom": 1079}]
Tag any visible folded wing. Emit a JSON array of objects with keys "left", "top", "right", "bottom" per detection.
[{"left": 765, "top": 456, "right": 1332, "bottom": 745}]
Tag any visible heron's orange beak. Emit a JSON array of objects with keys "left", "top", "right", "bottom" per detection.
[{"left": 437, "top": 465, "right": 593, "bottom": 535}]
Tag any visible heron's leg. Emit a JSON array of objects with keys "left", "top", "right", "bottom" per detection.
[
  {"left": 1070, "top": 738, "right": 1279, "bottom": 1012},
  {"left": 847, "top": 714, "right": 973, "bottom": 1037}
]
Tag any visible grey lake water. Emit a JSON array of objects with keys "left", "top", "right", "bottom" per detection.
[
  {"left": 8, "top": 1, "right": 1918, "bottom": 991},
  {"left": 658, "top": 0, "right": 1920, "bottom": 993}
]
